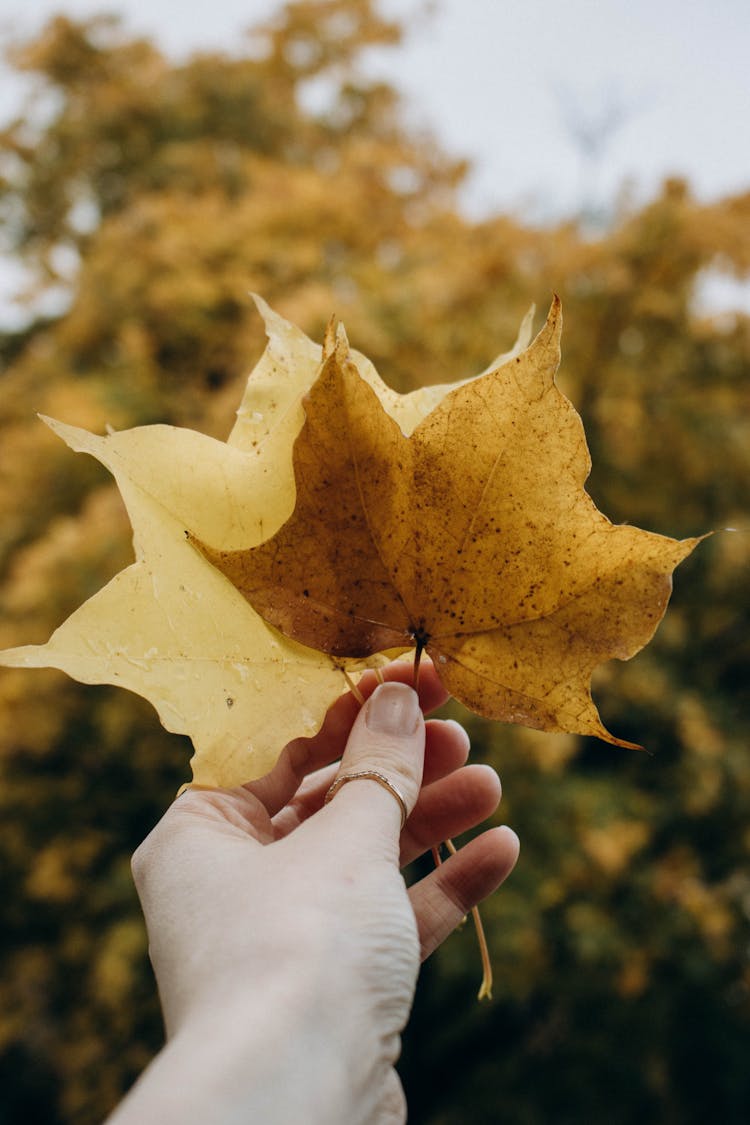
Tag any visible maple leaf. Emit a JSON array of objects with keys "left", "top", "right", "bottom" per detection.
[
  {"left": 193, "top": 298, "right": 701, "bottom": 747},
  {"left": 0, "top": 295, "right": 533, "bottom": 787},
  {"left": 0, "top": 307, "right": 386, "bottom": 788}
]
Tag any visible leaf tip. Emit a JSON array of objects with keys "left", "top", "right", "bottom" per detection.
[
  {"left": 335, "top": 320, "right": 350, "bottom": 352},
  {"left": 518, "top": 294, "right": 562, "bottom": 389},
  {"left": 248, "top": 290, "right": 272, "bottom": 321},
  {"left": 247, "top": 290, "right": 306, "bottom": 355},
  {"left": 601, "top": 729, "right": 646, "bottom": 753},
  {"left": 548, "top": 292, "right": 563, "bottom": 333},
  {"left": 37, "top": 413, "right": 99, "bottom": 453},
  {"left": 322, "top": 315, "right": 351, "bottom": 363},
  {"left": 322, "top": 314, "right": 338, "bottom": 360}
]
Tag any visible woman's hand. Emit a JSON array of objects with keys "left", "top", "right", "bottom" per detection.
[{"left": 109, "top": 663, "right": 519, "bottom": 1125}]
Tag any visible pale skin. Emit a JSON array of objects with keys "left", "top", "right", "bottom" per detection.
[{"left": 107, "top": 662, "right": 520, "bottom": 1125}]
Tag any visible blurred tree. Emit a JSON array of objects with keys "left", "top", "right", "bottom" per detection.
[{"left": 0, "top": 4, "right": 748, "bottom": 1124}]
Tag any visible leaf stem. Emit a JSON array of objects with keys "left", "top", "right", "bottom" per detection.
[
  {"left": 342, "top": 669, "right": 365, "bottom": 705},
  {"left": 443, "top": 838, "right": 493, "bottom": 1000},
  {"left": 413, "top": 639, "right": 425, "bottom": 688},
  {"left": 433, "top": 838, "right": 493, "bottom": 1001}
]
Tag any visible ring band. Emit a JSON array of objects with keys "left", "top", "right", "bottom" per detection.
[{"left": 324, "top": 770, "right": 408, "bottom": 829}]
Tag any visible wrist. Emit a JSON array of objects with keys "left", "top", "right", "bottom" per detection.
[
  {"left": 109, "top": 948, "right": 383, "bottom": 1125},
  {"left": 174, "top": 975, "right": 360, "bottom": 1124}
]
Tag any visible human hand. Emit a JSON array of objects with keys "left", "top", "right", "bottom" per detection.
[{"left": 111, "top": 663, "right": 519, "bottom": 1125}]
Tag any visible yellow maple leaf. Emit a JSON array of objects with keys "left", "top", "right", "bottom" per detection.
[
  {"left": 0, "top": 302, "right": 376, "bottom": 787},
  {"left": 0, "top": 297, "right": 582, "bottom": 785},
  {"left": 195, "top": 299, "right": 702, "bottom": 747}
]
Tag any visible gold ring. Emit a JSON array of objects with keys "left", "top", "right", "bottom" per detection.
[{"left": 324, "top": 770, "right": 408, "bottom": 829}]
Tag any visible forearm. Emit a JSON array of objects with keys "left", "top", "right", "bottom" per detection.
[{"left": 106, "top": 968, "right": 382, "bottom": 1125}]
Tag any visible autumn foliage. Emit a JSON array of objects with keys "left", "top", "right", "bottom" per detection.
[{"left": 0, "top": 5, "right": 749, "bottom": 1123}]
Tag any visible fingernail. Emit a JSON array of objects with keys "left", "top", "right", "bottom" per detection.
[{"left": 365, "top": 683, "right": 421, "bottom": 735}]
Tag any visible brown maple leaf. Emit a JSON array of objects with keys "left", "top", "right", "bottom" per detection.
[{"left": 192, "top": 299, "right": 701, "bottom": 747}]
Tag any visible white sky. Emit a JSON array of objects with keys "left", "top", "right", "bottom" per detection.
[{"left": 0, "top": 0, "right": 748, "bottom": 323}]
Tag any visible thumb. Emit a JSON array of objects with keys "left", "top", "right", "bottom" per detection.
[{"left": 324, "top": 682, "right": 425, "bottom": 849}]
